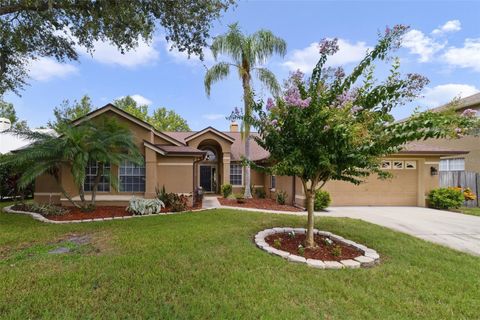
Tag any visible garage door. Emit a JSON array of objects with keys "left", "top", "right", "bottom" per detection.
[{"left": 324, "top": 160, "right": 419, "bottom": 206}]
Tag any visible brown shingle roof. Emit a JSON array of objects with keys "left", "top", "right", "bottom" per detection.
[
  {"left": 430, "top": 92, "right": 480, "bottom": 113},
  {"left": 164, "top": 131, "right": 269, "bottom": 161},
  {"left": 154, "top": 145, "right": 206, "bottom": 156},
  {"left": 399, "top": 141, "right": 468, "bottom": 155}
]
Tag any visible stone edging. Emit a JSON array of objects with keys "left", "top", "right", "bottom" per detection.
[
  {"left": 255, "top": 227, "right": 380, "bottom": 269},
  {"left": 2, "top": 205, "right": 207, "bottom": 224}
]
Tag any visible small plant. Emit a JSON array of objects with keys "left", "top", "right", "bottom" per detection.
[
  {"left": 254, "top": 187, "right": 266, "bottom": 199},
  {"left": 314, "top": 190, "right": 331, "bottom": 211},
  {"left": 170, "top": 195, "right": 188, "bottom": 212},
  {"left": 24, "top": 202, "right": 68, "bottom": 216},
  {"left": 428, "top": 187, "right": 464, "bottom": 209},
  {"left": 297, "top": 244, "right": 305, "bottom": 256},
  {"left": 235, "top": 193, "right": 245, "bottom": 203},
  {"left": 288, "top": 231, "right": 296, "bottom": 239},
  {"left": 463, "top": 187, "right": 476, "bottom": 201},
  {"left": 226, "top": 193, "right": 236, "bottom": 200},
  {"left": 127, "top": 197, "right": 165, "bottom": 215},
  {"left": 275, "top": 190, "right": 287, "bottom": 205},
  {"left": 221, "top": 184, "right": 233, "bottom": 198},
  {"left": 331, "top": 245, "right": 342, "bottom": 257},
  {"left": 323, "top": 237, "right": 333, "bottom": 246},
  {"left": 273, "top": 238, "right": 282, "bottom": 249}
]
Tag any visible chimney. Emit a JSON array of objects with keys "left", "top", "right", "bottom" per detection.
[{"left": 230, "top": 122, "right": 238, "bottom": 132}]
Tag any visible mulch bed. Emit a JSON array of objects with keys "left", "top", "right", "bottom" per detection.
[
  {"left": 218, "top": 197, "right": 303, "bottom": 212},
  {"left": 11, "top": 199, "right": 203, "bottom": 221},
  {"left": 265, "top": 233, "right": 363, "bottom": 261}
]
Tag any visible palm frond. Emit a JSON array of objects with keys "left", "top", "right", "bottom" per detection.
[
  {"left": 204, "top": 62, "right": 231, "bottom": 96},
  {"left": 250, "top": 30, "right": 287, "bottom": 65},
  {"left": 210, "top": 23, "right": 244, "bottom": 63},
  {"left": 255, "top": 67, "right": 281, "bottom": 96}
]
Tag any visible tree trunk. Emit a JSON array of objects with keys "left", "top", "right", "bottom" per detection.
[
  {"left": 305, "top": 189, "right": 316, "bottom": 248},
  {"left": 242, "top": 68, "right": 252, "bottom": 199},
  {"left": 53, "top": 173, "right": 80, "bottom": 209},
  {"left": 91, "top": 163, "right": 104, "bottom": 207}
]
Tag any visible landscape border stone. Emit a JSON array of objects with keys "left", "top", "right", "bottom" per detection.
[{"left": 255, "top": 227, "right": 380, "bottom": 269}]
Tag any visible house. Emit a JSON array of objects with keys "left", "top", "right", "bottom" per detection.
[
  {"left": 33, "top": 104, "right": 466, "bottom": 207},
  {"left": 420, "top": 92, "right": 480, "bottom": 173},
  {"left": 0, "top": 118, "right": 55, "bottom": 155}
]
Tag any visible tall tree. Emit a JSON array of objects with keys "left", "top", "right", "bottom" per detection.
[
  {"left": 204, "top": 23, "right": 286, "bottom": 198},
  {"left": 240, "top": 25, "right": 479, "bottom": 248},
  {"left": 49, "top": 95, "right": 93, "bottom": 128},
  {"left": 0, "top": 97, "right": 28, "bottom": 130},
  {"left": 0, "top": 0, "right": 234, "bottom": 94},
  {"left": 114, "top": 96, "right": 190, "bottom": 131}
]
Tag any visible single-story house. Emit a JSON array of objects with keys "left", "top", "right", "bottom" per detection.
[
  {"left": 34, "top": 104, "right": 467, "bottom": 207},
  {"left": 419, "top": 92, "right": 480, "bottom": 173}
]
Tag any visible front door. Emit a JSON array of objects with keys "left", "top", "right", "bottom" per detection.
[{"left": 200, "top": 165, "right": 217, "bottom": 192}]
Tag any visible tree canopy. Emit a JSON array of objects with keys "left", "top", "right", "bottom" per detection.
[
  {"left": 0, "top": 0, "right": 234, "bottom": 94},
  {"left": 48, "top": 95, "right": 93, "bottom": 128},
  {"left": 0, "top": 97, "right": 28, "bottom": 130},
  {"left": 238, "top": 25, "right": 479, "bottom": 247}
]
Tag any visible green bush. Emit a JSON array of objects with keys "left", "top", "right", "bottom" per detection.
[
  {"left": 221, "top": 184, "right": 232, "bottom": 198},
  {"left": 276, "top": 190, "right": 287, "bottom": 205},
  {"left": 314, "top": 190, "right": 331, "bottom": 211},
  {"left": 155, "top": 185, "right": 187, "bottom": 212},
  {"left": 428, "top": 187, "right": 464, "bottom": 209},
  {"left": 254, "top": 187, "right": 266, "bottom": 199}
]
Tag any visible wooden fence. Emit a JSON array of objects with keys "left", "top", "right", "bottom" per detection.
[{"left": 439, "top": 171, "right": 479, "bottom": 207}]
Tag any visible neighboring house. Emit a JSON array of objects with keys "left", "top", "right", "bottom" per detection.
[
  {"left": 33, "top": 104, "right": 466, "bottom": 207},
  {"left": 421, "top": 92, "right": 480, "bottom": 173},
  {"left": 0, "top": 118, "right": 54, "bottom": 155}
]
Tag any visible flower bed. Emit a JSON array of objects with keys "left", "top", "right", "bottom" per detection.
[
  {"left": 218, "top": 197, "right": 302, "bottom": 212},
  {"left": 255, "top": 227, "right": 380, "bottom": 269}
]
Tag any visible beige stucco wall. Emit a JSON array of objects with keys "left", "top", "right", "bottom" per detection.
[
  {"left": 157, "top": 156, "right": 194, "bottom": 194},
  {"left": 423, "top": 136, "right": 480, "bottom": 172}
]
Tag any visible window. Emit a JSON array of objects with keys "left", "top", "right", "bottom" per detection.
[
  {"left": 270, "top": 175, "right": 276, "bottom": 190},
  {"left": 84, "top": 161, "right": 110, "bottom": 192},
  {"left": 392, "top": 161, "right": 404, "bottom": 170},
  {"left": 381, "top": 160, "right": 392, "bottom": 169},
  {"left": 230, "top": 163, "right": 243, "bottom": 186},
  {"left": 440, "top": 158, "right": 465, "bottom": 172},
  {"left": 119, "top": 160, "right": 146, "bottom": 192},
  {"left": 405, "top": 161, "right": 417, "bottom": 169},
  {"left": 204, "top": 149, "right": 216, "bottom": 161}
]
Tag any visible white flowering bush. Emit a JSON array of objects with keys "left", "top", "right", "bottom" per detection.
[{"left": 126, "top": 197, "right": 165, "bottom": 215}]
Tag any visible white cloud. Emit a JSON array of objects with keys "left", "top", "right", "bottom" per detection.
[
  {"left": 402, "top": 29, "right": 445, "bottom": 62},
  {"left": 82, "top": 39, "right": 159, "bottom": 68},
  {"left": 28, "top": 57, "right": 78, "bottom": 81},
  {"left": 202, "top": 113, "right": 225, "bottom": 121},
  {"left": 283, "top": 39, "right": 370, "bottom": 72},
  {"left": 420, "top": 83, "right": 479, "bottom": 107},
  {"left": 443, "top": 38, "right": 480, "bottom": 72},
  {"left": 164, "top": 41, "right": 214, "bottom": 66},
  {"left": 117, "top": 94, "right": 152, "bottom": 106},
  {"left": 432, "top": 20, "right": 461, "bottom": 35}
]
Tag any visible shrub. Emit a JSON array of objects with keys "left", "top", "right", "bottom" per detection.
[
  {"left": 221, "top": 184, "right": 232, "bottom": 198},
  {"left": 170, "top": 195, "right": 188, "bottom": 212},
  {"left": 234, "top": 193, "right": 245, "bottom": 203},
  {"left": 428, "top": 187, "right": 464, "bottom": 209},
  {"left": 462, "top": 187, "right": 476, "bottom": 201},
  {"left": 254, "top": 187, "right": 266, "bottom": 199},
  {"left": 16, "top": 202, "right": 68, "bottom": 216},
  {"left": 273, "top": 238, "right": 282, "bottom": 249},
  {"left": 127, "top": 197, "right": 165, "bottom": 215},
  {"left": 314, "top": 190, "right": 331, "bottom": 211},
  {"left": 331, "top": 245, "right": 342, "bottom": 257},
  {"left": 276, "top": 190, "right": 287, "bottom": 205}
]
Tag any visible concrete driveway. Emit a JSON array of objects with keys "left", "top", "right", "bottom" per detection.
[{"left": 319, "top": 207, "right": 480, "bottom": 256}]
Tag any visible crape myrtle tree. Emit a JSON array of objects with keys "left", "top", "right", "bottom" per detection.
[
  {"left": 1, "top": 117, "right": 142, "bottom": 209},
  {"left": 236, "top": 25, "right": 479, "bottom": 248},
  {"left": 0, "top": 0, "right": 234, "bottom": 94},
  {"left": 204, "top": 23, "right": 286, "bottom": 198}
]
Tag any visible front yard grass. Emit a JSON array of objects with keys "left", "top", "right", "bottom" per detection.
[
  {"left": 1, "top": 202, "right": 479, "bottom": 319},
  {"left": 457, "top": 207, "right": 480, "bottom": 217}
]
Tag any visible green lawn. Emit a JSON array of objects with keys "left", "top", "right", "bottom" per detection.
[
  {"left": 459, "top": 207, "right": 480, "bottom": 217},
  {"left": 1, "top": 202, "right": 479, "bottom": 319}
]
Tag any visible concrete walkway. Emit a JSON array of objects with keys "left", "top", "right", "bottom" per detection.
[
  {"left": 217, "top": 204, "right": 480, "bottom": 256},
  {"left": 202, "top": 196, "right": 221, "bottom": 209}
]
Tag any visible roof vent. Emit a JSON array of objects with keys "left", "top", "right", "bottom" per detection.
[
  {"left": 230, "top": 122, "right": 238, "bottom": 132},
  {"left": 0, "top": 118, "right": 11, "bottom": 132}
]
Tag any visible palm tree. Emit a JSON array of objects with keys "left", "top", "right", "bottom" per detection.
[
  {"left": 204, "top": 23, "right": 286, "bottom": 198},
  {"left": 1, "top": 117, "right": 142, "bottom": 209}
]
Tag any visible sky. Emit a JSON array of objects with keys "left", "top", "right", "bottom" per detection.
[{"left": 4, "top": 0, "right": 480, "bottom": 131}]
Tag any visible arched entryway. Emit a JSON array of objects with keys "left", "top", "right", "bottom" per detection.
[{"left": 197, "top": 140, "right": 222, "bottom": 193}]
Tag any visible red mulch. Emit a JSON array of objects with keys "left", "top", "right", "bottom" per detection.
[
  {"left": 218, "top": 197, "right": 303, "bottom": 212},
  {"left": 265, "top": 233, "right": 363, "bottom": 261},
  {"left": 12, "top": 199, "right": 203, "bottom": 221}
]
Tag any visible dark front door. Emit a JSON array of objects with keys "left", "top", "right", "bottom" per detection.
[{"left": 200, "top": 166, "right": 212, "bottom": 192}]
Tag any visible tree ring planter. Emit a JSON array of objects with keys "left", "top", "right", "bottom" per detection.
[{"left": 255, "top": 227, "right": 380, "bottom": 269}]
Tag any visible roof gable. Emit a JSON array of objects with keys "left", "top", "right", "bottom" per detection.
[
  {"left": 71, "top": 104, "right": 185, "bottom": 146},
  {"left": 184, "top": 126, "right": 235, "bottom": 144}
]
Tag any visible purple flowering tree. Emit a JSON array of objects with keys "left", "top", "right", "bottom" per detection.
[{"left": 240, "top": 25, "right": 478, "bottom": 248}]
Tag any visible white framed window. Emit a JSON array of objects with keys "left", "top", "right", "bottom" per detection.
[
  {"left": 392, "top": 161, "right": 404, "bottom": 170},
  {"left": 381, "top": 160, "right": 392, "bottom": 169},
  {"left": 270, "top": 175, "right": 276, "bottom": 190},
  {"left": 84, "top": 161, "right": 110, "bottom": 192},
  {"left": 230, "top": 163, "right": 243, "bottom": 186},
  {"left": 119, "top": 160, "right": 145, "bottom": 192},
  {"left": 439, "top": 158, "right": 465, "bottom": 171},
  {"left": 405, "top": 161, "right": 417, "bottom": 170}
]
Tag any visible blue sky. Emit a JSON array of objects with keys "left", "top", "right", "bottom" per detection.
[{"left": 4, "top": 1, "right": 480, "bottom": 131}]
